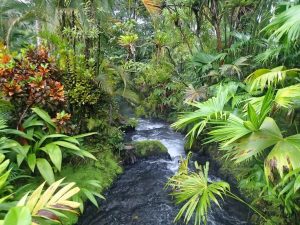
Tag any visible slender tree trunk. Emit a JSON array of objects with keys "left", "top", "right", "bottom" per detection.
[
  {"left": 35, "top": 20, "right": 41, "bottom": 46},
  {"left": 214, "top": 22, "right": 222, "bottom": 52}
]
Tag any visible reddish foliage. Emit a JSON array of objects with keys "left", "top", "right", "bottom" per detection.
[
  {"left": 52, "top": 111, "right": 72, "bottom": 133},
  {"left": 0, "top": 47, "right": 65, "bottom": 113},
  {"left": 1, "top": 54, "right": 11, "bottom": 64}
]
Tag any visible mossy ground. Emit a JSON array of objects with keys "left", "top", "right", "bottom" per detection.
[
  {"left": 132, "top": 140, "right": 168, "bottom": 157},
  {"left": 59, "top": 144, "right": 123, "bottom": 225}
]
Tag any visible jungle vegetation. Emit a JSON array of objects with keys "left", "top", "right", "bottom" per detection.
[{"left": 0, "top": 0, "right": 300, "bottom": 224}]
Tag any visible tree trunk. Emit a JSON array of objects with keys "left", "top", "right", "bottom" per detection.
[
  {"left": 214, "top": 22, "right": 222, "bottom": 52},
  {"left": 35, "top": 20, "right": 41, "bottom": 46}
]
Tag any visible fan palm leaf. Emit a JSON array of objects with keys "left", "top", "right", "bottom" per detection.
[
  {"left": 184, "top": 84, "right": 208, "bottom": 103},
  {"left": 167, "top": 162, "right": 229, "bottom": 225},
  {"left": 219, "top": 56, "right": 250, "bottom": 79},
  {"left": 245, "top": 66, "right": 300, "bottom": 91},
  {"left": 172, "top": 87, "right": 229, "bottom": 147},
  {"left": 263, "top": 5, "right": 300, "bottom": 42},
  {"left": 265, "top": 134, "right": 300, "bottom": 179},
  {"left": 245, "top": 84, "right": 300, "bottom": 115},
  {"left": 274, "top": 84, "right": 300, "bottom": 109}
]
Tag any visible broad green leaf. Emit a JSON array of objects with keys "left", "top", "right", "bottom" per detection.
[
  {"left": 22, "top": 116, "right": 44, "bottom": 129},
  {"left": 27, "top": 154, "right": 36, "bottom": 172},
  {"left": 81, "top": 188, "right": 98, "bottom": 207},
  {"left": 71, "top": 132, "right": 98, "bottom": 139},
  {"left": 0, "top": 129, "right": 33, "bottom": 141},
  {"left": 227, "top": 117, "right": 282, "bottom": 163},
  {"left": 53, "top": 141, "right": 80, "bottom": 151},
  {"left": 31, "top": 108, "right": 56, "bottom": 128},
  {"left": 37, "top": 134, "right": 68, "bottom": 149},
  {"left": 247, "top": 104, "right": 259, "bottom": 130},
  {"left": 78, "top": 150, "right": 96, "bottom": 160},
  {"left": 0, "top": 170, "right": 10, "bottom": 189},
  {"left": 17, "top": 145, "right": 30, "bottom": 167},
  {"left": 0, "top": 159, "right": 9, "bottom": 175},
  {"left": 36, "top": 158, "right": 55, "bottom": 185},
  {"left": 3, "top": 206, "right": 31, "bottom": 225},
  {"left": 265, "top": 134, "right": 300, "bottom": 179},
  {"left": 41, "top": 144, "right": 62, "bottom": 171},
  {"left": 294, "top": 175, "right": 300, "bottom": 192},
  {"left": 63, "top": 137, "right": 79, "bottom": 145}
]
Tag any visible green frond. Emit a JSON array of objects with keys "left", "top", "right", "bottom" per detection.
[
  {"left": 116, "top": 88, "right": 140, "bottom": 104},
  {"left": 274, "top": 84, "right": 300, "bottom": 109},
  {"left": 224, "top": 117, "right": 282, "bottom": 163},
  {"left": 264, "top": 5, "right": 300, "bottom": 42},
  {"left": 265, "top": 134, "right": 300, "bottom": 180},
  {"left": 167, "top": 161, "right": 229, "bottom": 225},
  {"left": 208, "top": 114, "right": 252, "bottom": 147},
  {"left": 172, "top": 88, "right": 230, "bottom": 147},
  {"left": 245, "top": 66, "right": 300, "bottom": 91}
]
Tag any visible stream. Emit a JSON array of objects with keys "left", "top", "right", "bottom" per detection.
[{"left": 77, "top": 119, "right": 251, "bottom": 225}]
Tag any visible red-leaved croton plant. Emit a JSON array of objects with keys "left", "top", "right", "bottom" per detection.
[{"left": 0, "top": 46, "right": 65, "bottom": 127}]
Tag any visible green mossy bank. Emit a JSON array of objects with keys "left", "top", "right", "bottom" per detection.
[{"left": 60, "top": 144, "right": 123, "bottom": 225}]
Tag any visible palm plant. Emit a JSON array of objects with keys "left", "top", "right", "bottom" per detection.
[
  {"left": 172, "top": 86, "right": 230, "bottom": 147},
  {"left": 263, "top": 5, "right": 300, "bottom": 42},
  {"left": 219, "top": 56, "right": 250, "bottom": 80},
  {"left": 208, "top": 92, "right": 300, "bottom": 181},
  {"left": 188, "top": 51, "right": 226, "bottom": 75},
  {"left": 245, "top": 66, "right": 300, "bottom": 92},
  {"left": 167, "top": 157, "right": 266, "bottom": 225},
  {"left": 245, "top": 84, "right": 300, "bottom": 118},
  {"left": 167, "top": 161, "right": 230, "bottom": 225},
  {"left": 118, "top": 34, "right": 138, "bottom": 59},
  {"left": 184, "top": 84, "right": 208, "bottom": 103}
]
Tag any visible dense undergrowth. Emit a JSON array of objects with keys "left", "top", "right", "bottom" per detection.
[{"left": 1, "top": 0, "right": 300, "bottom": 225}]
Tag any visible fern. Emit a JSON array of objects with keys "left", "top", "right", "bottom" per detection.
[{"left": 0, "top": 100, "right": 13, "bottom": 129}]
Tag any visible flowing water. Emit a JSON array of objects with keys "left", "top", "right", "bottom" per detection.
[{"left": 77, "top": 119, "right": 251, "bottom": 225}]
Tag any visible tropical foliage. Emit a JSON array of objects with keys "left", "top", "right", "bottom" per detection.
[{"left": 1, "top": 0, "right": 300, "bottom": 224}]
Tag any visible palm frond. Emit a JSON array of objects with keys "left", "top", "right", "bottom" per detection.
[
  {"left": 265, "top": 134, "right": 300, "bottom": 179},
  {"left": 167, "top": 161, "right": 229, "bottom": 225},
  {"left": 172, "top": 88, "right": 229, "bottom": 147},
  {"left": 142, "top": 0, "right": 162, "bottom": 15},
  {"left": 220, "top": 56, "right": 250, "bottom": 79},
  {"left": 245, "top": 66, "right": 300, "bottom": 91},
  {"left": 184, "top": 84, "right": 208, "bottom": 103},
  {"left": 208, "top": 114, "right": 252, "bottom": 147},
  {"left": 263, "top": 5, "right": 300, "bottom": 42},
  {"left": 116, "top": 88, "right": 140, "bottom": 104},
  {"left": 274, "top": 84, "right": 300, "bottom": 109},
  {"left": 224, "top": 117, "right": 282, "bottom": 163}
]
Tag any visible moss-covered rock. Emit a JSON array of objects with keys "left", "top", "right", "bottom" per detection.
[{"left": 132, "top": 140, "right": 168, "bottom": 157}]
